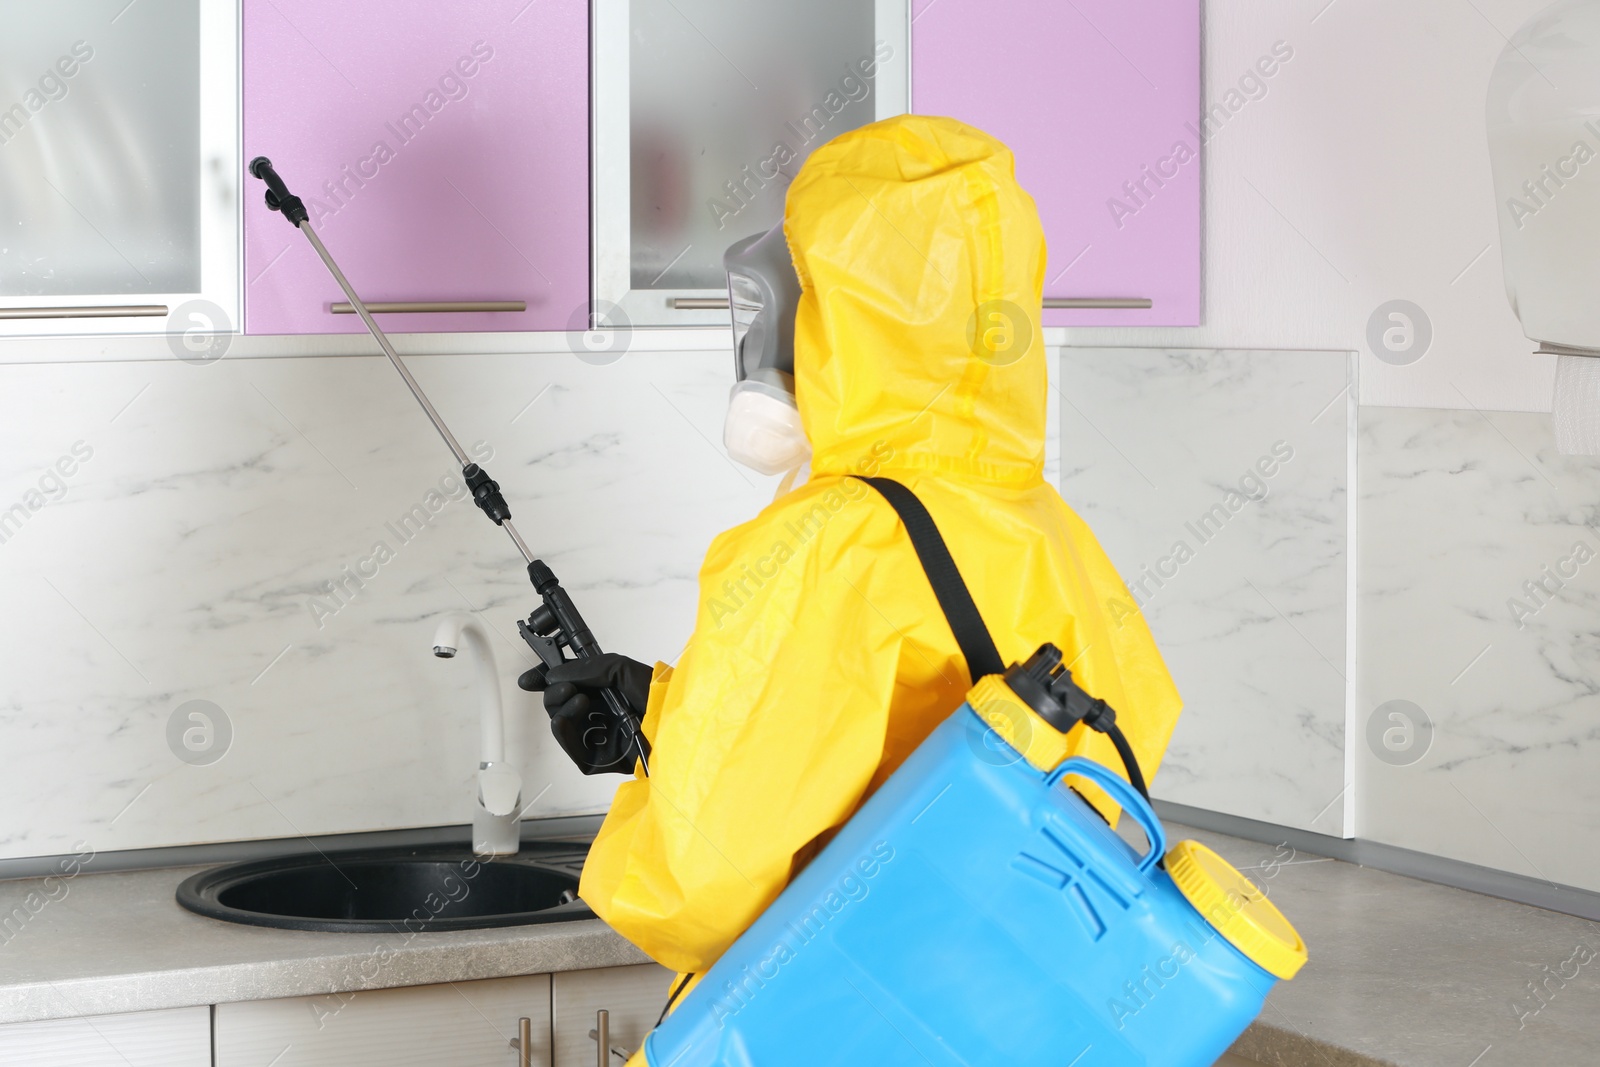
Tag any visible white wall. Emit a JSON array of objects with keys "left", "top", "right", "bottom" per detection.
[{"left": 1052, "top": 0, "right": 1558, "bottom": 413}]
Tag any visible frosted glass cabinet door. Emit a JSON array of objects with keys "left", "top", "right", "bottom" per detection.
[
  {"left": 913, "top": 0, "right": 1201, "bottom": 327},
  {"left": 0, "top": 1, "right": 239, "bottom": 336},
  {"left": 242, "top": 0, "right": 589, "bottom": 335},
  {"left": 593, "top": 0, "right": 911, "bottom": 326}
]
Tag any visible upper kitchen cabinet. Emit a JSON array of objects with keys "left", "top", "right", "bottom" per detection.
[
  {"left": 594, "top": 0, "right": 910, "bottom": 327},
  {"left": 242, "top": 0, "right": 588, "bottom": 335},
  {"left": 0, "top": 1, "right": 239, "bottom": 337},
  {"left": 912, "top": 0, "right": 1201, "bottom": 327}
]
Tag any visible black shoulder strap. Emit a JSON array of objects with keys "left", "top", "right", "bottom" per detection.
[{"left": 856, "top": 476, "right": 1006, "bottom": 683}]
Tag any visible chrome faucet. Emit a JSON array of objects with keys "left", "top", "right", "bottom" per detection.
[{"left": 433, "top": 612, "right": 524, "bottom": 856}]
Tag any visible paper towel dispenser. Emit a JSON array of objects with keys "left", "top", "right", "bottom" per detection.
[
  {"left": 1487, "top": 0, "right": 1600, "bottom": 452},
  {"left": 1487, "top": 0, "right": 1600, "bottom": 357}
]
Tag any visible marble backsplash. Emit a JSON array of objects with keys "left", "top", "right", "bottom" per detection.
[
  {"left": 1359, "top": 405, "right": 1600, "bottom": 894},
  {"left": 0, "top": 349, "right": 775, "bottom": 860},
  {"left": 0, "top": 345, "right": 1059, "bottom": 861},
  {"left": 1060, "top": 348, "right": 1353, "bottom": 835},
  {"left": 14, "top": 339, "right": 1596, "bottom": 897}
]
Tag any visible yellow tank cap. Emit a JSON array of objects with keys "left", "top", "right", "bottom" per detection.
[{"left": 1165, "top": 840, "right": 1308, "bottom": 980}]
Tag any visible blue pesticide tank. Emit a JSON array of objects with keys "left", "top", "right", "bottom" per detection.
[{"left": 644, "top": 677, "right": 1307, "bottom": 1066}]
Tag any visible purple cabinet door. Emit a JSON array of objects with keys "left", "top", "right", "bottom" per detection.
[
  {"left": 913, "top": 0, "right": 1201, "bottom": 326},
  {"left": 243, "top": 1, "right": 588, "bottom": 335}
]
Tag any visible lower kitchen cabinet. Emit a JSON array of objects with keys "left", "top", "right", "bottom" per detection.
[
  {"left": 209, "top": 965, "right": 674, "bottom": 1067},
  {"left": 214, "top": 974, "right": 553, "bottom": 1067},
  {"left": 0, "top": 1006, "right": 210, "bottom": 1067},
  {"left": 552, "top": 964, "right": 675, "bottom": 1066},
  {"left": 5, "top": 964, "right": 675, "bottom": 1067}
]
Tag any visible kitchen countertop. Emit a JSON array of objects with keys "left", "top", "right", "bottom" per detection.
[
  {"left": 0, "top": 853, "right": 649, "bottom": 1026},
  {"left": 1169, "top": 825, "right": 1600, "bottom": 1067},
  {"left": 3, "top": 824, "right": 1598, "bottom": 1066}
]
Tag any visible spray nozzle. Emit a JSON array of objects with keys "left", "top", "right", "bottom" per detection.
[{"left": 249, "top": 157, "right": 310, "bottom": 227}]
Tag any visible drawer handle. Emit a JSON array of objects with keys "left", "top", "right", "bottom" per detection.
[
  {"left": 588, "top": 1009, "right": 632, "bottom": 1063},
  {"left": 671, "top": 297, "right": 1154, "bottom": 312},
  {"left": 329, "top": 300, "right": 527, "bottom": 314},
  {"left": 509, "top": 1016, "right": 532, "bottom": 1067},
  {"left": 0, "top": 304, "right": 169, "bottom": 320},
  {"left": 1043, "top": 297, "right": 1153, "bottom": 309},
  {"left": 590, "top": 1009, "right": 609, "bottom": 1067}
]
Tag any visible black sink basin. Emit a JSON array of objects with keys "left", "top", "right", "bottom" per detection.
[{"left": 176, "top": 843, "right": 593, "bottom": 933}]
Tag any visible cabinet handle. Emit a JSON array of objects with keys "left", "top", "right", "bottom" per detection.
[
  {"left": 0, "top": 304, "right": 169, "bottom": 320},
  {"left": 329, "top": 300, "right": 527, "bottom": 314},
  {"left": 1042, "top": 297, "right": 1152, "bottom": 309},
  {"left": 669, "top": 297, "right": 1154, "bottom": 311},
  {"left": 590, "top": 1009, "right": 609, "bottom": 1067},
  {"left": 587, "top": 1009, "right": 632, "bottom": 1064},
  {"left": 509, "top": 1016, "right": 532, "bottom": 1067}
]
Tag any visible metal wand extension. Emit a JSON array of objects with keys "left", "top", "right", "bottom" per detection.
[
  {"left": 246, "top": 156, "right": 533, "bottom": 565},
  {"left": 248, "top": 157, "right": 651, "bottom": 777}
]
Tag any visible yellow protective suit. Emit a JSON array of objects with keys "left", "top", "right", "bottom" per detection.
[{"left": 581, "top": 115, "right": 1182, "bottom": 1018}]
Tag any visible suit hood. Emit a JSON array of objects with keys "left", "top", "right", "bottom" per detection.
[{"left": 783, "top": 115, "right": 1049, "bottom": 486}]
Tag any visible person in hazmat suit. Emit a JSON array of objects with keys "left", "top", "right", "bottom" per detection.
[{"left": 527, "top": 114, "right": 1183, "bottom": 1047}]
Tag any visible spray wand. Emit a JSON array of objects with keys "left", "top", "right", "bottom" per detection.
[{"left": 248, "top": 157, "right": 650, "bottom": 776}]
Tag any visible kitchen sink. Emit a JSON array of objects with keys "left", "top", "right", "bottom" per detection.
[{"left": 175, "top": 842, "right": 593, "bottom": 933}]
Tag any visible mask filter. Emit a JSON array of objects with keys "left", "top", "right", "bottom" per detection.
[
  {"left": 725, "top": 380, "right": 810, "bottom": 476},
  {"left": 723, "top": 224, "right": 808, "bottom": 474}
]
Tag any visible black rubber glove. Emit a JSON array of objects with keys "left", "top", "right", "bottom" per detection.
[{"left": 519, "top": 653, "right": 651, "bottom": 776}]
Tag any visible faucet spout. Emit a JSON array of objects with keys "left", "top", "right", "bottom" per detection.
[{"left": 433, "top": 612, "right": 523, "bottom": 856}]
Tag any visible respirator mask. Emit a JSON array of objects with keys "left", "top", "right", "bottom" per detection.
[{"left": 722, "top": 223, "right": 810, "bottom": 476}]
